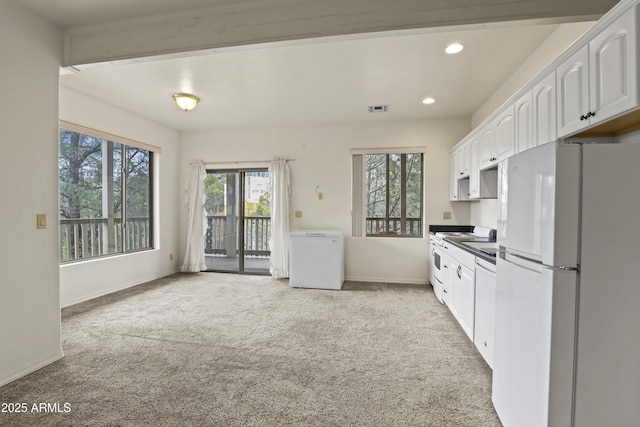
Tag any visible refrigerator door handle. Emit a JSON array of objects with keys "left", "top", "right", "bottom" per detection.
[
  {"left": 501, "top": 251, "right": 579, "bottom": 273},
  {"left": 500, "top": 251, "right": 544, "bottom": 274},
  {"left": 542, "top": 265, "right": 579, "bottom": 272}
]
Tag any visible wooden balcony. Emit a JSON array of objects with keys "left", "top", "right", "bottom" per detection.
[
  {"left": 60, "top": 217, "right": 150, "bottom": 262},
  {"left": 366, "top": 217, "right": 422, "bottom": 236},
  {"left": 205, "top": 215, "right": 271, "bottom": 256}
]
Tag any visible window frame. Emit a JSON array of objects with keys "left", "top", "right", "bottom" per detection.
[
  {"left": 351, "top": 147, "right": 425, "bottom": 239},
  {"left": 58, "top": 122, "right": 158, "bottom": 263}
]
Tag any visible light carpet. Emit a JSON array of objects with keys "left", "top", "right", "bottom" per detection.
[{"left": 0, "top": 273, "right": 502, "bottom": 426}]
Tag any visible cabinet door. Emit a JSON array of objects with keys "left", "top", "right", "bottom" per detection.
[
  {"left": 449, "top": 260, "right": 460, "bottom": 320},
  {"left": 457, "top": 144, "right": 470, "bottom": 178},
  {"left": 478, "top": 125, "right": 495, "bottom": 170},
  {"left": 442, "top": 254, "right": 453, "bottom": 306},
  {"left": 469, "top": 138, "right": 480, "bottom": 199},
  {"left": 457, "top": 264, "right": 475, "bottom": 341},
  {"left": 449, "top": 153, "right": 458, "bottom": 201},
  {"left": 589, "top": 7, "right": 637, "bottom": 126},
  {"left": 532, "top": 71, "right": 557, "bottom": 146},
  {"left": 494, "top": 105, "right": 515, "bottom": 162},
  {"left": 557, "top": 45, "right": 590, "bottom": 137},
  {"left": 515, "top": 91, "right": 533, "bottom": 154},
  {"left": 475, "top": 262, "right": 496, "bottom": 368}
]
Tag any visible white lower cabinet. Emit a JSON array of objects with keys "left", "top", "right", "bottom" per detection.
[
  {"left": 455, "top": 262, "right": 475, "bottom": 341},
  {"left": 442, "top": 240, "right": 497, "bottom": 368},
  {"left": 442, "top": 253, "right": 453, "bottom": 307},
  {"left": 443, "top": 243, "right": 476, "bottom": 341},
  {"left": 474, "top": 258, "right": 497, "bottom": 368}
]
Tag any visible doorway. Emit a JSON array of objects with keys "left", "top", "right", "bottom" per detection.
[{"left": 203, "top": 169, "right": 271, "bottom": 274}]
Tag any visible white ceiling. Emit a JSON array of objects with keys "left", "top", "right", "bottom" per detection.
[
  {"left": 60, "top": 24, "right": 571, "bottom": 131},
  {"left": 13, "top": 0, "right": 597, "bottom": 132}
]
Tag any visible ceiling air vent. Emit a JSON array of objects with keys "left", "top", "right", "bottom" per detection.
[{"left": 368, "top": 105, "right": 389, "bottom": 113}]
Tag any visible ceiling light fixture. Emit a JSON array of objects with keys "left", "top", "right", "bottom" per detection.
[
  {"left": 172, "top": 93, "right": 200, "bottom": 111},
  {"left": 445, "top": 43, "right": 464, "bottom": 54},
  {"left": 422, "top": 97, "right": 435, "bottom": 105}
]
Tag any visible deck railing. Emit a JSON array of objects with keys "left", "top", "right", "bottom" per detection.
[
  {"left": 205, "top": 215, "right": 271, "bottom": 256},
  {"left": 60, "top": 217, "right": 150, "bottom": 262},
  {"left": 366, "top": 217, "right": 422, "bottom": 236}
]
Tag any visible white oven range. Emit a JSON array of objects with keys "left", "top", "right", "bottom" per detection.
[{"left": 428, "top": 226, "right": 493, "bottom": 303}]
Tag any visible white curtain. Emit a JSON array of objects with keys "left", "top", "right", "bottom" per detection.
[
  {"left": 181, "top": 160, "right": 207, "bottom": 273},
  {"left": 269, "top": 158, "right": 291, "bottom": 278}
]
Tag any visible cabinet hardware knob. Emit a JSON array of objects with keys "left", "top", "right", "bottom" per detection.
[
  {"left": 590, "top": 111, "right": 596, "bottom": 117},
  {"left": 459, "top": 172, "right": 464, "bottom": 175},
  {"left": 484, "top": 341, "right": 487, "bottom": 347},
  {"left": 443, "top": 289, "right": 448, "bottom": 293},
  {"left": 580, "top": 114, "right": 586, "bottom": 121}
]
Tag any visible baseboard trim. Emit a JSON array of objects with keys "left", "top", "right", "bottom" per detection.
[
  {"left": 0, "top": 348, "right": 64, "bottom": 388},
  {"left": 345, "top": 276, "right": 428, "bottom": 285},
  {"left": 61, "top": 269, "right": 179, "bottom": 308}
]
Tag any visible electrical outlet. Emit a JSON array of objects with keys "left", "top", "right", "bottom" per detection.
[
  {"left": 318, "top": 192, "right": 323, "bottom": 200},
  {"left": 169, "top": 254, "right": 174, "bottom": 261},
  {"left": 295, "top": 210, "right": 302, "bottom": 218},
  {"left": 443, "top": 211, "right": 452, "bottom": 220}
]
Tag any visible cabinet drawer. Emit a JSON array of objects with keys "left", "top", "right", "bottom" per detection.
[{"left": 443, "top": 241, "right": 476, "bottom": 270}]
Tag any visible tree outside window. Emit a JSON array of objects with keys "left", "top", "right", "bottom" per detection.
[
  {"left": 365, "top": 153, "right": 423, "bottom": 237},
  {"left": 59, "top": 128, "right": 153, "bottom": 262}
]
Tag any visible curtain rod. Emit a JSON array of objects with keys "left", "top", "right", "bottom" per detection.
[{"left": 190, "top": 159, "right": 296, "bottom": 165}]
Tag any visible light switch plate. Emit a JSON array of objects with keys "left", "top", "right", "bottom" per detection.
[
  {"left": 36, "top": 214, "right": 47, "bottom": 229},
  {"left": 443, "top": 211, "right": 452, "bottom": 220},
  {"left": 295, "top": 210, "right": 302, "bottom": 218}
]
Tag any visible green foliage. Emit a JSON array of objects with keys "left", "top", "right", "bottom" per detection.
[
  {"left": 364, "top": 153, "right": 423, "bottom": 234},
  {"left": 59, "top": 129, "right": 150, "bottom": 220},
  {"left": 204, "top": 173, "right": 225, "bottom": 214},
  {"left": 249, "top": 192, "right": 271, "bottom": 216}
]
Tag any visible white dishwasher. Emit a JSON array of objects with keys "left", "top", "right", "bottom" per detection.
[{"left": 289, "top": 230, "right": 344, "bottom": 290}]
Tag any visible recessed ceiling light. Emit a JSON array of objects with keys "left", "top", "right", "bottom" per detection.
[
  {"left": 445, "top": 43, "right": 464, "bottom": 54},
  {"left": 422, "top": 97, "right": 435, "bottom": 105}
]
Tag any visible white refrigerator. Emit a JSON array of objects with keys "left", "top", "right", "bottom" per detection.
[{"left": 492, "top": 140, "right": 640, "bottom": 427}]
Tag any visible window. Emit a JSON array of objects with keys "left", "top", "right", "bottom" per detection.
[
  {"left": 352, "top": 150, "right": 423, "bottom": 237},
  {"left": 59, "top": 124, "right": 154, "bottom": 262}
]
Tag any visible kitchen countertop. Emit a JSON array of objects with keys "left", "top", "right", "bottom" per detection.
[{"left": 444, "top": 236, "right": 498, "bottom": 264}]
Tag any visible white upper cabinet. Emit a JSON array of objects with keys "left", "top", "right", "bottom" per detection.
[
  {"left": 532, "top": 71, "right": 557, "bottom": 146},
  {"left": 515, "top": 91, "right": 533, "bottom": 153},
  {"left": 469, "top": 137, "right": 480, "bottom": 199},
  {"left": 494, "top": 105, "right": 515, "bottom": 162},
  {"left": 478, "top": 105, "right": 514, "bottom": 170},
  {"left": 557, "top": 5, "right": 638, "bottom": 137},
  {"left": 478, "top": 125, "right": 495, "bottom": 170},
  {"left": 518, "top": 71, "right": 556, "bottom": 153},
  {"left": 450, "top": 2, "right": 640, "bottom": 202},
  {"left": 449, "top": 151, "right": 458, "bottom": 201},
  {"left": 457, "top": 143, "right": 470, "bottom": 178},
  {"left": 557, "top": 45, "right": 590, "bottom": 137},
  {"left": 589, "top": 6, "right": 638, "bottom": 126}
]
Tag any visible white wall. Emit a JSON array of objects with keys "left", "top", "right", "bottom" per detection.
[
  {"left": 179, "top": 118, "right": 470, "bottom": 284},
  {"left": 58, "top": 88, "right": 181, "bottom": 307},
  {"left": 0, "top": 1, "right": 64, "bottom": 387},
  {"left": 470, "top": 200, "right": 498, "bottom": 229}
]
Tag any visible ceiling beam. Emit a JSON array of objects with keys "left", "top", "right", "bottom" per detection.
[{"left": 64, "top": 0, "right": 617, "bottom": 67}]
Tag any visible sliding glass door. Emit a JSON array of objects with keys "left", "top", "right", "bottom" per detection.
[{"left": 203, "top": 169, "right": 271, "bottom": 274}]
